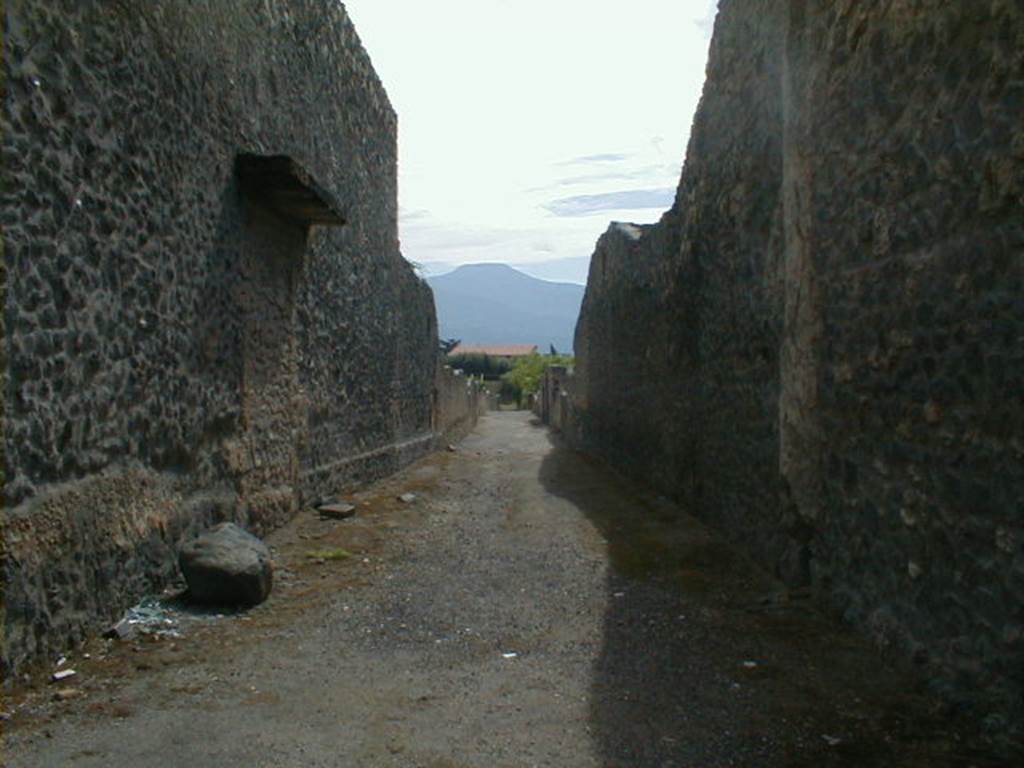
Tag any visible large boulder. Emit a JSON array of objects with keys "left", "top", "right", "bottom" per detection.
[{"left": 179, "top": 523, "right": 273, "bottom": 607}]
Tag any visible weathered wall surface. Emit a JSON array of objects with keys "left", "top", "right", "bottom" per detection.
[
  {"left": 565, "top": 0, "right": 1024, "bottom": 745},
  {"left": 573, "top": 0, "right": 789, "bottom": 575},
  {"left": 535, "top": 364, "right": 575, "bottom": 437},
  {"left": 434, "top": 365, "right": 488, "bottom": 445},
  {"left": 1, "top": 0, "right": 442, "bottom": 673}
]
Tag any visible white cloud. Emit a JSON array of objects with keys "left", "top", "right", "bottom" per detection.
[
  {"left": 344, "top": 0, "right": 716, "bottom": 270},
  {"left": 543, "top": 188, "right": 677, "bottom": 217}
]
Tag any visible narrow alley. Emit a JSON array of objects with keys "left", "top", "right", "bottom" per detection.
[{"left": 4, "top": 413, "right": 1002, "bottom": 766}]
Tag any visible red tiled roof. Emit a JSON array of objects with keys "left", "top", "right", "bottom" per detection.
[{"left": 449, "top": 344, "right": 537, "bottom": 357}]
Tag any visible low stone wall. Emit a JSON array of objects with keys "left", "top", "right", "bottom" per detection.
[
  {"left": 535, "top": 365, "right": 576, "bottom": 439},
  {"left": 434, "top": 365, "right": 488, "bottom": 445},
  {"left": 553, "top": 0, "right": 1024, "bottom": 748}
]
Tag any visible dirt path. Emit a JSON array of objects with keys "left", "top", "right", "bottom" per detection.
[{"left": 3, "top": 412, "right": 1004, "bottom": 767}]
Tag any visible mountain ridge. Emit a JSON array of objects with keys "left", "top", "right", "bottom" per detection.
[{"left": 427, "top": 263, "right": 584, "bottom": 353}]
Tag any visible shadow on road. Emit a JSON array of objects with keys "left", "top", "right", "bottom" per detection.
[{"left": 536, "top": 426, "right": 1011, "bottom": 767}]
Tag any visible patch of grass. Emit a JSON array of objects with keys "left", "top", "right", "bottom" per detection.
[{"left": 305, "top": 548, "right": 353, "bottom": 561}]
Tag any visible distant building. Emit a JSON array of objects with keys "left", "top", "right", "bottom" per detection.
[{"left": 448, "top": 344, "right": 538, "bottom": 363}]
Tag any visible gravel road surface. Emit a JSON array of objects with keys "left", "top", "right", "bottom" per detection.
[{"left": 3, "top": 412, "right": 1005, "bottom": 766}]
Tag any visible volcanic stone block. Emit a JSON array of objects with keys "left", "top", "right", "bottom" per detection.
[{"left": 179, "top": 523, "right": 273, "bottom": 607}]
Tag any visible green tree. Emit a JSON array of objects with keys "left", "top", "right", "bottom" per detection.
[
  {"left": 500, "top": 353, "right": 574, "bottom": 408},
  {"left": 446, "top": 353, "right": 511, "bottom": 379}
]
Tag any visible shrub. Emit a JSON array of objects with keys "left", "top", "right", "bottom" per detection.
[
  {"left": 446, "top": 353, "right": 512, "bottom": 379},
  {"left": 501, "top": 353, "right": 574, "bottom": 407}
]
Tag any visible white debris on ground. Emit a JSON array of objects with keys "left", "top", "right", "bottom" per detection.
[
  {"left": 106, "top": 593, "right": 238, "bottom": 642},
  {"left": 121, "top": 596, "right": 183, "bottom": 638}
]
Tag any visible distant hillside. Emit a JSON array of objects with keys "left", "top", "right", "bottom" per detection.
[
  {"left": 419, "top": 257, "right": 591, "bottom": 284},
  {"left": 427, "top": 264, "right": 584, "bottom": 353}
]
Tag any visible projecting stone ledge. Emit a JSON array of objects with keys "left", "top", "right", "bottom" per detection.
[
  {"left": 608, "top": 221, "right": 647, "bottom": 241},
  {"left": 236, "top": 154, "right": 346, "bottom": 226}
]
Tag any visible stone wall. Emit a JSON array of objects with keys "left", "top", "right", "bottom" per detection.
[
  {"left": 563, "top": 0, "right": 1024, "bottom": 745},
  {"left": 535, "top": 364, "right": 575, "bottom": 437},
  {"left": 1, "top": 0, "right": 444, "bottom": 673},
  {"left": 433, "top": 365, "right": 488, "bottom": 445}
]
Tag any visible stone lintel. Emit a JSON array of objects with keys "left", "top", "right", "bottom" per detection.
[{"left": 235, "top": 154, "right": 346, "bottom": 226}]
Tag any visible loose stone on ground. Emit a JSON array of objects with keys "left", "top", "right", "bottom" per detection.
[
  {"left": 179, "top": 523, "right": 274, "bottom": 607},
  {"left": 317, "top": 501, "right": 357, "bottom": 520}
]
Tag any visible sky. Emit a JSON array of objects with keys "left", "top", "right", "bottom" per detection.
[{"left": 343, "top": 0, "right": 718, "bottom": 283}]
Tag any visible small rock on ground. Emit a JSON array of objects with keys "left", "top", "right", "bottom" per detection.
[
  {"left": 104, "top": 618, "right": 137, "bottom": 641},
  {"left": 317, "top": 502, "right": 356, "bottom": 520}
]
